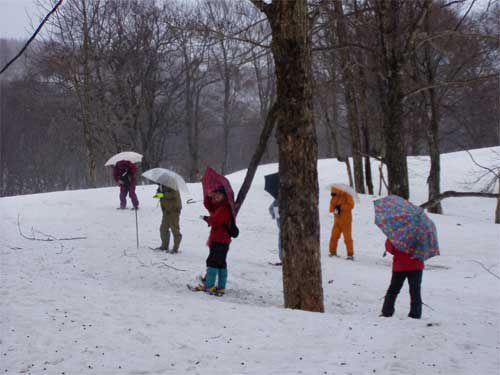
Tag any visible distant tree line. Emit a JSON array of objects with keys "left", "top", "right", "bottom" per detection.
[{"left": 0, "top": 0, "right": 498, "bottom": 201}]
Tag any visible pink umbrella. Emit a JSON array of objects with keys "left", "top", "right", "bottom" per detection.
[{"left": 202, "top": 167, "right": 236, "bottom": 217}]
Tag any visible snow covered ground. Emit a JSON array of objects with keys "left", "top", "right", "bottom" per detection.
[{"left": 1, "top": 147, "right": 499, "bottom": 375}]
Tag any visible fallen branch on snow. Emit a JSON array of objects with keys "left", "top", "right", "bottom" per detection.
[
  {"left": 17, "top": 214, "right": 86, "bottom": 242},
  {"left": 151, "top": 260, "right": 187, "bottom": 272},
  {"left": 467, "top": 260, "right": 500, "bottom": 280},
  {"left": 420, "top": 191, "right": 499, "bottom": 209}
]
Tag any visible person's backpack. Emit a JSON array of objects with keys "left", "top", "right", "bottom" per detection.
[
  {"left": 225, "top": 216, "right": 239, "bottom": 238},
  {"left": 119, "top": 168, "right": 131, "bottom": 183}
]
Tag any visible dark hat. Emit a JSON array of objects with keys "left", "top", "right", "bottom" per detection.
[{"left": 212, "top": 186, "right": 226, "bottom": 194}]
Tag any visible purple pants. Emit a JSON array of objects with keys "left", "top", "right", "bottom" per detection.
[{"left": 119, "top": 183, "right": 139, "bottom": 208}]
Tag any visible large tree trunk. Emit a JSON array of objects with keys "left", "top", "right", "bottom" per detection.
[
  {"left": 253, "top": 0, "right": 324, "bottom": 312},
  {"left": 81, "top": 0, "right": 97, "bottom": 188},
  {"left": 376, "top": 0, "right": 409, "bottom": 199},
  {"left": 495, "top": 180, "right": 500, "bottom": 224},
  {"left": 333, "top": 0, "right": 365, "bottom": 194},
  {"left": 317, "top": 42, "right": 353, "bottom": 188},
  {"left": 334, "top": 0, "right": 365, "bottom": 194},
  {"left": 425, "top": 86, "right": 442, "bottom": 214},
  {"left": 356, "top": 61, "right": 374, "bottom": 195},
  {"left": 184, "top": 52, "right": 199, "bottom": 182},
  {"left": 0, "top": 80, "right": 4, "bottom": 196},
  {"left": 221, "top": 60, "right": 231, "bottom": 174},
  {"left": 423, "top": 12, "right": 442, "bottom": 214}
]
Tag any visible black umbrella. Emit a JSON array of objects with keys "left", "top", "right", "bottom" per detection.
[{"left": 264, "top": 172, "right": 280, "bottom": 199}]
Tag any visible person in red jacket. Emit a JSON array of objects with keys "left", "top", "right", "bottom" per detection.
[
  {"left": 195, "top": 186, "right": 232, "bottom": 295},
  {"left": 381, "top": 239, "right": 424, "bottom": 319},
  {"left": 113, "top": 160, "right": 139, "bottom": 209}
]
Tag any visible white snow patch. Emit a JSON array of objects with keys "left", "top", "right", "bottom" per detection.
[{"left": 1, "top": 147, "right": 499, "bottom": 374}]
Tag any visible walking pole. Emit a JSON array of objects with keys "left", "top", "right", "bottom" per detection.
[{"left": 135, "top": 208, "right": 139, "bottom": 248}]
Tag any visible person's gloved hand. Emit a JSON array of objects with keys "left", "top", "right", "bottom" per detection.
[{"left": 334, "top": 205, "right": 341, "bottom": 215}]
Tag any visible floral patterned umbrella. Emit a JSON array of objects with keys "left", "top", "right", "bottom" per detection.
[{"left": 374, "top": 195, "right": 439, "bottom": 261}]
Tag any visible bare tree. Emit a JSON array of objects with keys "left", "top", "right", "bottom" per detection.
[
  {"left": 371, "top": 0, "right": 432, "bottom": 199},
  {"left": 251, "top": 0, "right": 324, "bottom": 312},
  {"left": 331, "top": 0, "right": 365, "bottom": 193},
  {"left": 45, "top": 0, "right": 105, "bottom": 187},
  {"left": 202, "top": 0, "right": 257, "bottom": 174}
]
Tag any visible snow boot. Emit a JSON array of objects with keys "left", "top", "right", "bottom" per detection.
[
  {"left": 381, "top": 294, "right": 397, "bottom": 317},
  {"left": 217, "top": 268, "right": 228, "bottom": 291},
  {"left": 408, "top": 303, "right": 422, "bottom": 319},
  {"left": 204, "top": 267, "right": 218, "bottom": 289}
]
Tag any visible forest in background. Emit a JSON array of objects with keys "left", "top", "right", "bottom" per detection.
[{"left": 0, "top": 0, "right": 498, "bottom": 198}]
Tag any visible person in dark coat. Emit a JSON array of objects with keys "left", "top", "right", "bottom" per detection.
[
  {"left": 113, "top": 160, "right": 139, "bottom": 209},
  {"left": 195, "top": 186, "right": 232, "bottom": 295},
  {"left": 381, "top": 239, "right": 424, "bottom": 319},
  {"left": 268, "top": 199, "right": 283, "bottom": 264}
]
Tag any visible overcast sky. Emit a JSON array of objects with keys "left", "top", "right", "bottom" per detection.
[
  {"left": 0, "top": 0, "right": 40, "bottom": 39},
  {"left": 0, "top": 0, "right": 494, "bottom": 40}
]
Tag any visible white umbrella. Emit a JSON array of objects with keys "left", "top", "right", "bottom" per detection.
[
  {"left": 104, "top": 151, "right": 143, "bottom": 166},
  {"left": 142, "top": 168, "right": 190, "bottom": 193},
  {"left": 329, "top": 182, "right": 360, "bottom": 202}
]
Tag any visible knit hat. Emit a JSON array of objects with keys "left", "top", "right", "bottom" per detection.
[{"left": 212, "top": 186, "right": 226, "bottom": 195}]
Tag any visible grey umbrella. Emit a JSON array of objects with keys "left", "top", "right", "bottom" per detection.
[{"left": 142, "top": 168, "right": 190, "bottom": 193}]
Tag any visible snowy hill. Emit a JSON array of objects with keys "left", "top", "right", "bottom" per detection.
[{"left": 1, "top": 147, "right": 499, "bottom": 375}]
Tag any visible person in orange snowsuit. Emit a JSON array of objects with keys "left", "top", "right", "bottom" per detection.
[{"left": 329, "top": 186, "right": 355, "bottom": 259}]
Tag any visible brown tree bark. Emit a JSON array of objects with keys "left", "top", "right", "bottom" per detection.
[
  {"left": 495, "top": 180, "right": 500, "bottom": 224},
  {"left": 81, "top": 0, "right": 97, "bottom": 188},
  {"left": 425, "top": 86, "right": 443, "bottom": 214},
  {"left": 423, "top": 10, "right": 442, "bottom": 214},
  {"left": 375, "top": 0, "right": 410, "bottom": 199},
  {"left": 0, "top": 79, "right": 4, "bottom": 196},
  {"left": 356, "top": 63, "right": 374, "bottom": 195},
  {"left": 251, "top": 0, "right": 324, "bottom": 312}
]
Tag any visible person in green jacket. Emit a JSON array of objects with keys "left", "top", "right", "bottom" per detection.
[{"left": 154, "top": 185, "right": 182, "bottom": 253}]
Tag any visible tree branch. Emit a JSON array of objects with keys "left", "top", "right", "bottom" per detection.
[
  {"left": 465, "top": 150, "right": 500, "bottom": 178},
  {"left": 467, "top": 260, "right": 500, "bottom": 280},
  {"left": 403, "top": 73, "right": 500, "bottom": 100},
  {"left": 420, "top": 191, "right": 500, "bottom": 209},
  {"left": 0, "top": 0, "right": 64, "bottom": 75},
  {"left": 151, "top": 260, "right": 187, "bottom": 272},
  {"left": 235, "top": 102, "right": 278, "bottom": 214},
  {"left": 415, "top": 31, "right": 500, "bottom": 50},
  {"left": 17, "top": 214, "right": 86, "bottom": 241}
]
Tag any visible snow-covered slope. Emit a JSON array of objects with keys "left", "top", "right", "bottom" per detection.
[{"left": 1, "top": 147, "right": 499, "bottom": 375}]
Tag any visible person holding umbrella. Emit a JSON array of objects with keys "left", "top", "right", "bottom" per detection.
[
  {"left": 374, "top": 195, "right": 440, "bottom": 319},
  {"left": 380, "top": 239, "right": 424, "bottom": 319},
  {"left": 153, "top": 185, "right": 182, "bottom": 253},
  {"left": 113, "top": 159, "right": 139, "bottom": 210},
  {"left": 191, "top": 167, "right": 236, "bottom": 296},
  {"left": 142, "top": 168, "right": 189, "bottom": 253},
  {"left": 105, "top": 151, "right": 143, "bottom": 210}
]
